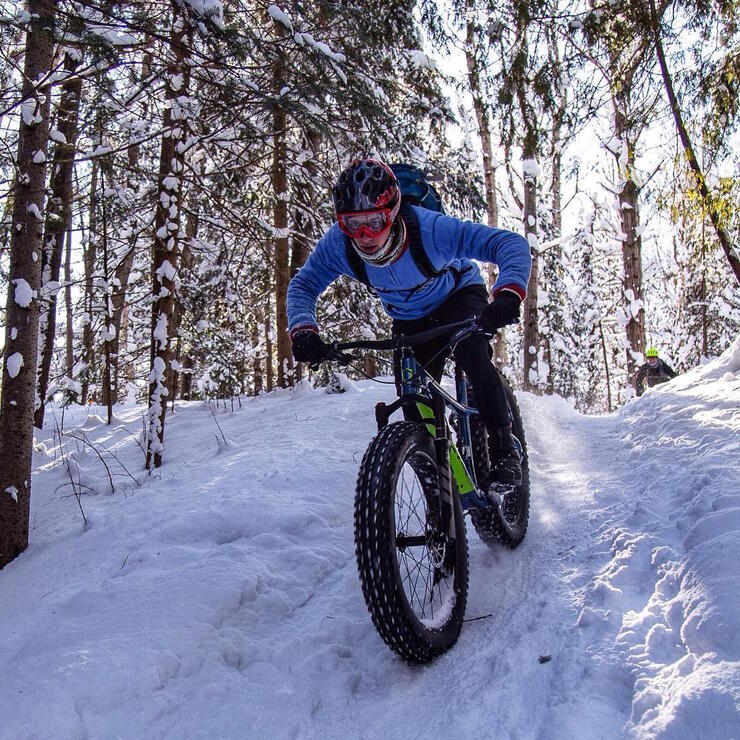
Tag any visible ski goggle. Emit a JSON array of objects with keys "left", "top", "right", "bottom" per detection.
[{"left": 337, "top": 209, "right": 393, "bottom": 239}]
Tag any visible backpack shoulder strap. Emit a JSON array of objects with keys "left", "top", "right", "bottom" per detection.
[
  {"left": 344, "top": 235, "right": 371, "bottom": 287},
  {"left": 401, "top": 201, "right": 443, "bottom": 279}
]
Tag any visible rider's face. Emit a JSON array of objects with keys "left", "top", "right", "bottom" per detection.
[{"left": 354, "top": 230, "right": 390, "bottom": 254}]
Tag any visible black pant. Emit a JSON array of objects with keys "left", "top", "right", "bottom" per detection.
[{"left": 392, "top": 284, "right": 510, "bottom": 438}]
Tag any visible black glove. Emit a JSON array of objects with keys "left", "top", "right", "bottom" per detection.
[
  {"left": 479, "top": 291, "right": 522, "bottom": 333},
  {"left": 291, "top": 330, "right": 329, "bottom": 365}
]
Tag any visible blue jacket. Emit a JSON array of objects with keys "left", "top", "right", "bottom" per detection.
[{"left": 287, "top": 206, "right": 531, "bottom": 335}]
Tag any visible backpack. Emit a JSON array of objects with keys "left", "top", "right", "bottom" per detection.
[
  {"left": 390, "top": 163, "right": 445, "bottom": 214},
  {"left": 345, "top": 163, "right": 448, "bottom": 290}
]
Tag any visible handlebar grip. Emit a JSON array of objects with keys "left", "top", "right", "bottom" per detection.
[{"left": 308, "top": 344, "right": 356, "bottom": 370}]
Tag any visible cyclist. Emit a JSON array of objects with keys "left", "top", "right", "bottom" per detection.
[
  {"left": 287, "top": 157, "right": 531, "bottom": 490},
  {"left": 636, "top": 347, "right": 677, "bottom": 396}
]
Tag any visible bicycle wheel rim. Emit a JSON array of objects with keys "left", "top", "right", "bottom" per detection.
[{"left": 392, "top": 451, "right": 457, "bottom": 628}]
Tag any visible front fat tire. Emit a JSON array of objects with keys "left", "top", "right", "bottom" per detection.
[{"left": 354, "top": 421, "right": 469, "bottom": 663}]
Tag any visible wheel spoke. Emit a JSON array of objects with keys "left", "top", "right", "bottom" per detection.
[
  {"left": 401, "top": 547, "right": 432, "bottom": 615},
  {"left": 409, "top": 562, "right": 428, "bottom": 615},
  {"left": 355, "top": 422, "right": 468, "bottom": 662},
  {"left": 394, "top": 452, "right": 455, "bottom": 622},
  {"left": 397, "top": 464, "right": 426, "bottom": 534}
]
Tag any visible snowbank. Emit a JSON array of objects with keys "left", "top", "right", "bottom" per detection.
[{"left": 0, "top": 341, "right": 737, "bottom": 738}]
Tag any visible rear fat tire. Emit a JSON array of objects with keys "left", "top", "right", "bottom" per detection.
[
  {"left": 354, "top": 421, "right": 469, "bottom": 663},
  {"left": 467, "top": 377, "right": 531, "bottom": 549}
]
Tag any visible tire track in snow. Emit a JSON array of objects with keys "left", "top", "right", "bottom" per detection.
[
  {"left": 419, "top": 394, "right": 637, "bottom": 739},
  {"left": 171, "top": 388, "right": 640, "bottom": 739}
]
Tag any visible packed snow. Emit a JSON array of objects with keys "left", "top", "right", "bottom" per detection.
[{"left": 0, "top": 339, "right": 738, "bottom": 738}]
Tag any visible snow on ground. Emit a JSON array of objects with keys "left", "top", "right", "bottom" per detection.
[{"left": 1, "top": 339, "right": 738, "bottom": 739}]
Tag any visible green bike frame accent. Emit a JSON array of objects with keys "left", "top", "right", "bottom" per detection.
[{"left": 415, "top": 402, "right": 475, "bottom": 495}]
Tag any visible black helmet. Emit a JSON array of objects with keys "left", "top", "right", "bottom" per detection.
[{"left": 332, "top": 158, "right": 401, "bottom": 215}]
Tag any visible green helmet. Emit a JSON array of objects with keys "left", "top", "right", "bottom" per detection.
[{"left": 646, "top": 347, "right": 659, "bottom": 358}]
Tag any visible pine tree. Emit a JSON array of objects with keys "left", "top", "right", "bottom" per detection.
[
  {"left": 580, "top": 0, "right": 664, "bottom": 391},
  {"left": 34, "top": 15, "right": 85, "bottom": 428},
  {"left": 0, "top": 0, "right": 56, "bottom": 569},
  {"left": 145, "top": 1, "right": 193, "bottom": 469}
]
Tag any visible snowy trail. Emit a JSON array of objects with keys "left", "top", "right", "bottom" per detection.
[
  {"left": 140, "top": 388, "right": 627, "bottom": 740},
  {"left": 452, "top": 397, "right": 637, "bottom": 739},
  {"left": 1, "top": 343, "right": 738, "bottom": 739}
]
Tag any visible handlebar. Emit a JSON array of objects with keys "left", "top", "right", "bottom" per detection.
[{"left": 316, "top": 317, "right": 491, "bottom": 368}]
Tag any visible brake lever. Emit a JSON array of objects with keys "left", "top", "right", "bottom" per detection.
[
  {"left": 309, "top": 342, "right": 356, "bottom": 371},
  {"left": 328, "top": 343, "right": 356, "bottom": 366},
  {"left": 450, "top": 318, "right": 488, "bottom": 345},
  {"left": 335, "top": 352, "right": 356, "bottom": 367}
]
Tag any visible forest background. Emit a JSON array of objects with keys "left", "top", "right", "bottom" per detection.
[{"left": 0, "top": 0, "right": 738, "bottom": 568}]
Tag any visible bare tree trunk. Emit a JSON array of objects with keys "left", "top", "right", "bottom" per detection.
[
  {"left": 603, "top": 34, "right": 648, "bottom": 388},
  {"left": 647, "top": 0, "right": 739, "bottom": 283},
  {"left": 545, "top": 77, "right": 566, "bottom": 395},
  {"left": 464, "top": 0, "right": 498, "bottom": 229},
  {"left": 252, "top": 321, "right": 263, "bottom": 395},
  {"left": 612, "top": 93, "right": 645, "bottom": 383},
  {"left": 271, "top": 20, "right": 291, "bottom": 388},
  {"left": 176, "top": 212, "right": 198, "bottom": 406},
  {"left": 599, "top": 321, "right": 613, "bottom": 413},
  {"left": 169, "top": 302, "right": 181, "bottom": 410},
  {"left": 145, "top": 3, "right": 191, "bottom": 469},
  {"left": 0, "top": 0, "right": 56, "bottom": 569},
  {"left": 168, "top": 219, "right": 194, "bottom": 408},
  {"left": 265, "top": 299, "right": 274, "bottom": 392},
  {"left": 551, "top": 141, "right": 563, "bottom": 235},
  {"left": 109, "top": 90, "right": 145, "bottom": 404},
  {"left": 120, "top": 303, "right": 133, "bottom": 396},
  {"left": 35, "top": 43, "right": 84, "bottom": 428},
  {"left": 518, "top": 131, "right": 540, "bottom": 390},
  {"left": 547, "top": 25, "right": 566, "bottom": 240},
  {"left": 180, "top": 354, "right": 193, "bottom": 400},
  {"left": 464, "top": 0, "right": 507, "bottom": 369},
  {"left": 175, "top": 213, "right": 196, "bottom": 402},
  {"left": 521, "top": 173, "right": 540, "bottom": 393},
  {"left": 618, "top": 173, "right": 646, "bottom": 382},
  {"left": 64, "top": 223, "right": 74, "bottom": 379},
  {"left": 503, "top": 22, "right": 542, "bottom": 392},
  {"left": 290, "top": 129, "right": 321, "bottom": 385},
  {"left": 108, "top": 244, "right": 135, "bottom": 401},
  {"left": 288, "top": 237, "right": 303, "bottom": 385},
  {"left": 100, "top": 184, "right": 113, "bottom": 423},
  {"left": 81, "top": 159, "right": 99, "bottom": 404}
]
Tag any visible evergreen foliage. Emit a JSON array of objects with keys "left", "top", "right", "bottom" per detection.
[{"left": 0, "top": 0, "right": 736, "bottom": 446}]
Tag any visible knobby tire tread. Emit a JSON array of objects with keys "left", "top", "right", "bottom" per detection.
[
  {"left": 467, "top": 378, "right": 531, "bottom": 549},
  {"left": 354, "top": 421, "right": 469, "bottom": 663}
]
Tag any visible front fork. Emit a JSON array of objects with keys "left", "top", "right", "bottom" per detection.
[
  {"left": 376, "top": 353, "right": 491, "bottom": 529},
  {"left": 399, "top": 352, "right": 456, "bottom": 542},
  {"left": 431, "top": 393, "right": 457, "bottom": 543},
  {"left": 454, "top": 365, "right": 474, "bottom": 480}
]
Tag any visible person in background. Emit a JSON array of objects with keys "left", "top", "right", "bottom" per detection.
[
  {"left": 286, "top": 157, "right": 531, "bottom": 491},
  {"left": 636, "top": 347, "right": 678, "bottom": 396}
]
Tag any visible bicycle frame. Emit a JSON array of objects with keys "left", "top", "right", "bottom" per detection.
[
  {"left": 394, "top": 350, "right": 493, "bottom": 512},
  {"left": 333, "top": 318, "right": 493, "bottom": 512}
]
